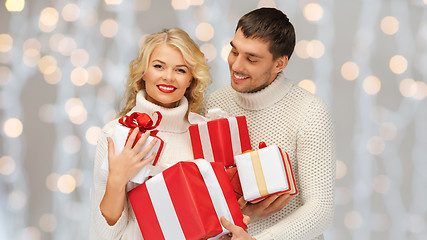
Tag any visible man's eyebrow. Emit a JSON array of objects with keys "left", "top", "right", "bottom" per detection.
[{"left": 229, "top": 41, "right": 262, "bottom": 58}]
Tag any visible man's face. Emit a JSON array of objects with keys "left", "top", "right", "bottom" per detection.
[{"left": 227, "top": 28, "right": 286, "bottom": 93}]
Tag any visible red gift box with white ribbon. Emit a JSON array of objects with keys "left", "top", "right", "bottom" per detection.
[
  {"left": 127, "top": 159, "right": 247, "bottom": 240},
  {"left": 189, "top": 116, "right": 252, "bottom": 167},
  {"left": 101, "top": 111, "right": 164, "bottom": 184}
]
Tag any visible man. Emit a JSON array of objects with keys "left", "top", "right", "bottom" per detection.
[{"left": 205, "top": 8, "right": 336, "bottom": 240}]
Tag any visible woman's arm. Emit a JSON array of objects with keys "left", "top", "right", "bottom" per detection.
[{"left": 100, "top": 129, "right": 157, "bottom": 225}]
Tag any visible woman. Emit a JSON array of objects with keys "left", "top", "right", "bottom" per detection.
[{"left": 89, "top": 28, "right": 211, "bottom": 239}]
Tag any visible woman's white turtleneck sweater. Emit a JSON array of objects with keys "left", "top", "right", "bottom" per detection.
[
  {"left": 203, "top": 72, "right": 336, "bottom": 240},
  {"left": 90, "top": 91, "right": 194, "bottom": 239}
]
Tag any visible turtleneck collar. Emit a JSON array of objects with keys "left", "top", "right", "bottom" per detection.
[
  {"left": 234, "top": 72, "right": 293, "bottom": 110},
  {"left": 129, "top": 90, "right": 190, "bottom": 133}
]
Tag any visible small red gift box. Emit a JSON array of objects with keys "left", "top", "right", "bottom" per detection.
[
  {"left": 128, "top": 160, "right": 247, "bottom": 240},
  {"left": 101, "top": 111, "right": 164, "bottom": 184},
  {"left": 189, "top": 116, "right": 252, "bottom": 167},
  {"left": 226, "top": 166, "right": 243, "bottom": 200}
]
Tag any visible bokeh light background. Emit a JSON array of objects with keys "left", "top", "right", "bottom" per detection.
[{"left": 1, "top": 0, "right": 427, "bottom": 239}]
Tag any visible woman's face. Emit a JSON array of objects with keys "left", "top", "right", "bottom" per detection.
[{"left": 142, "top": 44, "right": 193, "bottom": 108}]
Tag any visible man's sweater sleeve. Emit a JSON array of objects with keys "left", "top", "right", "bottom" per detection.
[{"left": 254, "top": 98, "right": 336, "bottom": 240}]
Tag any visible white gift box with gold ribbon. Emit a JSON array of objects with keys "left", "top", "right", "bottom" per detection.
[{"left": 234, "top": 145, "right": 297, "bottom": 203}]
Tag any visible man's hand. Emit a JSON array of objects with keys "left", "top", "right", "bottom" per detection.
[
  {"left": 219, "top": 217, "right": 255, "bottom": 240},
  {"left": 239, "top": 194, "right": 293, "bottom": 222}
]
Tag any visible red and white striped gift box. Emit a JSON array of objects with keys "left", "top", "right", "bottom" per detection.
[
  {"left": 128, "top": 159, "right": 247, "bottom": 240},
  {"left": 189, "top": 116, "right": 252, "bottom": 167}
]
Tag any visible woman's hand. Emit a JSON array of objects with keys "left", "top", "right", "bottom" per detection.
[
  {"left": 107, "top": 129, "right": 158, "bottom": 187},
  {"left": 100, "top": 128, "right": 158, "bottom": 226},
  {"left": 219, "top": 216, "right": 255, "bottom": 240}
]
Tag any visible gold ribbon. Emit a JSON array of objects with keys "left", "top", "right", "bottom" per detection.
[{"left": 250, "top": 151, "right": 269, "bottom": 197}]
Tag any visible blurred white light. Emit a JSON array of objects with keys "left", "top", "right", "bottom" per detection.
[
  {"left": 221, "top": 43, "right": 232, "bottom": 62},
  {"left": 336, "top": 160, "right": 347, "bottom": 179},
  {"left": 105, "top": 0, "right": 122, "bottom": 4},
  {"left": 23, "top": 48, "right": 40, "bottom": 67},
  {"left": 8, "top": 190, "right": 27, "bottom": 209},
  {"left": 413, "top": 81, "right": 427, "bottom": 100},
  {"left": 399, "top": 78, "right": 417, "bottom": 97},
  {"left": 46, "top": 173, "right": 60, "bottom": 192},
  {"left": 389, "top": 55, "right": 407, "bottom": 74},
  {"left": 57, "top": 174, "right": 77, "bottom": 194},
  {"left": 70, "top": 49, "right": 90, "bottom": 67},
  {"left": 38, "top": 55, "right": 57, "bottom": 75},
  {"left": 363, "top": 75, "right": 381, "bottom": 95},
  {"left": 0, "top": 156, "right": 15, "bottom": 175},
  {"left": 373, "top": 174, "right": 391, "bottom": 193},
  {"left": 39, "top": 7, "right": 59, "bottom": 33},
  {"left": 307, "top": 40, "right": 325, "bottom": 58},
  {"left": 86, "top": 126, "right": 102, "bottom": 145},
  {"left": 344, "top": 211, "right": 363, "bottom": 230},
  {"left": 171, "top": 0, "right": 190, "bottom": 10},
  {"left": 58, "top": 37, "right": 77, "bottom": 56},
  {"left": 189, "top": 0, "right": 204, "bottom": 5},
  {"left": 100, "top": 19, "right": 119, "bottom": 38},
  {"left": 39, "top": 213, "right": 57, "bottom": 232},
  {"left": 62, "top": 3, "right": 80, "bottom": 22},
  {"left": 303, "top": 3, "right": 323, "bottom": 22},
  {"left": 200, "top": 43, "right": 217, "bottom": 62},
  {"left": 68, "top": 168, "right": 84, "bottom": 186},
  {"left": 71, "top": 67, "right": 89, "bottom": 86},
  {"left": 87, "top": 66, "right": 103, "bottom": 85},
  {"left": 44, "top": 68, "right": 62, "bottom": 85},
  {"left": 298, "top": 79, "right": 316, "bottom": 94},
  {"left": 5, "top": 0, "right": 25, "bottom": 12},
  {"left": 3, "top": 118, "right": 23, "bottom": 138},
  {"left": 0, "top": 34, "right": 13, "bottom": 52},
  {"left": 295, "top": 40, "right": 310, "bottom": 59},
  {"left": 367, "top": 136, "right": 385, "bottom": 155},
  {"left": 381, "top": 16, "right": 399, "bottom": 35},
  {"left": 62, "top": 135, "right": 81, "bottom": 154},
  {"left": 195, "top": 22, "right": 215, "bottom": 42},
  {"left": 341, "top": 61, "right": 359, "bottom": 81}
]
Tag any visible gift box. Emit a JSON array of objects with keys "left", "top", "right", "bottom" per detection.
[
  {"left": 101, "top": 111, "right": 164, "bottom": 184},
  {"left": 128, "top": 159, "right": 247, "bottom": 240},
  {"left": 234, "top": 144, "right": 298, "bottom": 203},
  {"left": 189, "top": 116, "right": 252, "bottom": 167}
]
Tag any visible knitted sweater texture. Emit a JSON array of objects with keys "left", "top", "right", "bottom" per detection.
[
  {"left": 203, "top": 72, "right": 336, "bottom": 240},
  {"left": 90, "top": 91, "right": 194, "bottom": 239}
]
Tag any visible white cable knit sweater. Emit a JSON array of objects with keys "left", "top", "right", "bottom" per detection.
[
  {"left": 203, "top": 72, "right": 336, "bottom": 240},
  {"left": 90, "top": 91, "right": 194, "bottom": 239}
]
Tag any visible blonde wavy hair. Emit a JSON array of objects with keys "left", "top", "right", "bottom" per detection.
[{"left": 118, "top": 28, "right": 211, "bottom": 117}]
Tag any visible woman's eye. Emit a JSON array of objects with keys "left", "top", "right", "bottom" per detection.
[
  {"left": 177, "top": 69, "right": 187, "bottom": 73},
  {"left": 154, "top": 64, "right": 162, "bottom": 69}
]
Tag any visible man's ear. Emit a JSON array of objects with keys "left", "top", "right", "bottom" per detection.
[{"left": 274, "top": 55, "right": 289, "bottom": 73}]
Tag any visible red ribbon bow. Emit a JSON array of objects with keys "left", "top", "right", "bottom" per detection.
[{"left": 118, "top": 111, "right": 163, "bottom": 147}]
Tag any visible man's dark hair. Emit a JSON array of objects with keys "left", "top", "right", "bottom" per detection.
[{"left": 236, "top": 7, "right": 296, "bottom": 60}]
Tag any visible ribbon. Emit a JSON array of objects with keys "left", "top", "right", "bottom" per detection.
[
  {"left": 188, "top": 108, "right": 231, "bottom": 124},
  {"left": 118, "top": 111, "right": 162, "bottom": 147},
  {"left": 250, "top": 151, "right": 269, "bottom": 197}
]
